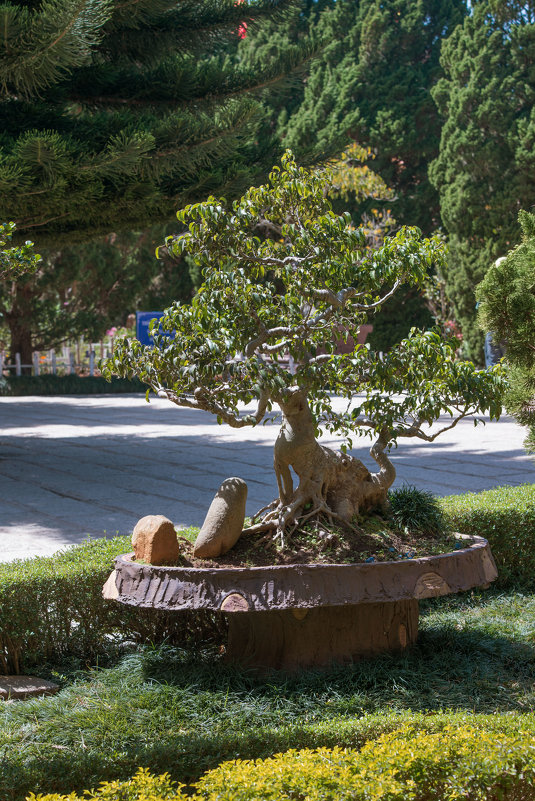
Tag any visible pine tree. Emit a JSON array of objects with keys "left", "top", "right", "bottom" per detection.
[
  {"left": 477, "top": 210, "right": 535, "bottom": 453},
  {"left": 1, "top": 0, "right": 315, "bottom": 364},
  {"left": 0, "top": 0, "right": 304, "bottom": 247},
  {"left": 429, "top": 0, "right": 535, "bottom": 362}
]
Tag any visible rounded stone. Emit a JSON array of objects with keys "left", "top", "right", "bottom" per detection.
[
  {"left": 193, "top": 477, "right": 247, "bottom": 558},
  {"left": 132, "top": 514, "right": 179, "bottom": 565},
  {"left": 0, "top": 676, "right": 59, "bottom": 701}
]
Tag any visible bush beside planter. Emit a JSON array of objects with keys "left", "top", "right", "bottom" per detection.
[
  {"left": 440, "top": 483, "right": 535, "bottom": 590},
  {"left": 0, "top": 535, "right": 225, "bottom": 675}
]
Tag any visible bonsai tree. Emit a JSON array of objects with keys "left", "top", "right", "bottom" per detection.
[
  {"left": 105, "top": 152, "right": 504, "bottom": 544},
  {"left": 477, "top": 210, "right": 535, "bottom": 453}
]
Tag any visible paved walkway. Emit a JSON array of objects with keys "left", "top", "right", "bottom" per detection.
[{"left": 1, "top": 394, "right": 535, "bottom": 563}]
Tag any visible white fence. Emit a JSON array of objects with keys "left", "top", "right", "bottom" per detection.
[{"left": 0, "top": 340, "right": 115, "bottom": 377}]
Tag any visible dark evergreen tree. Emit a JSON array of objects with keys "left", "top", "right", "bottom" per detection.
[
  {"left": 477, "top": 210, "right": 535, "bottom": 452},
  {"left": 239, "top": 0, "right": 466, "bottom": 350},
  {"left": 236, "top": 0, "right": 329, "bottom": 168},
  {"left": 274, "top": 0, "right": 467, "bottom": 233},
  {"left": 0, "top": 0, "right": 305, "bottom": 246},
  {"left": 429, "top": 0, "right": 535, "bottom": 362}
]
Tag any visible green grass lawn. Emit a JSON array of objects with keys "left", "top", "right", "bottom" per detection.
[{"left": 2, "top": 589, "right": 535, "bottom": 800}]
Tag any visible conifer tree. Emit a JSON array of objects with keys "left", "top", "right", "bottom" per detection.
[
  {"left": 1, "top": 0, "right": 313, "bottom": 364},
  {"left": 238, "top": 0, "right": 466, "bottom": 352},
  {"left": 477, "top": 210, "right": 535, "bottom": 453},
  {"left": 0, "top": 0, "right": 303, "bottom": 246},
  {"left": 263, "top": 0, "right": 468, "bottom": 233},
  {"left": 429, "top": 1, "right": 535, "bottom": 362}
]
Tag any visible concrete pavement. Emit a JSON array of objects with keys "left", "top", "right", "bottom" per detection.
[{"left": 1, "top": 393, "right": 535, "bottom": 562}]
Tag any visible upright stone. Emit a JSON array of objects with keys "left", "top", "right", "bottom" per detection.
[
  {"left": 132, "top": 515, "right": 179, "bottom": 565},
  {"left": 194, "top": 477, "right": 247, "bottom": 558}
]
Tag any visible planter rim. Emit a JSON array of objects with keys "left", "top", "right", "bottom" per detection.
[{"left": 103, "top": 534, "right": 498, "bottom": 612}]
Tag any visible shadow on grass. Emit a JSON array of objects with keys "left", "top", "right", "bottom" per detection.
[{"left": 2, "top": 592, "right": 535, "bottom": 800}]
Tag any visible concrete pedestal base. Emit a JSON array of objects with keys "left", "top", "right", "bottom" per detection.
[
  {"left": 103, "top": 536, "right": 497, "bottom": 670},
  {"left": 226, "top": 600, "right": 419, "bottom": 670}
]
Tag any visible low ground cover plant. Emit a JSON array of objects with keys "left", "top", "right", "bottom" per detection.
[{"left": 2, "top": 588, "right": 535, "bottom": 799}]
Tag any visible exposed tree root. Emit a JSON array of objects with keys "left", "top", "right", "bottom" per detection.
[
  {"left": 244, "top": 494, "right": 364, "bottom": 549},
  {"left": 242, "top": 388, "right": 395, "bottom": 547}
]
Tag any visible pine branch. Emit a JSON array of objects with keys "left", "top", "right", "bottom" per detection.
[{"left": 0, "top": 0, "right": 111, "bottom": 98}]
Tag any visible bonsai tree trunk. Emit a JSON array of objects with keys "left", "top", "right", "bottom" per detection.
[{"left": 248, "top": 388, "right": 396, "bottom": 541}]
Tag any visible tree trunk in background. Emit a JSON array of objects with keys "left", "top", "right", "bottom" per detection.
[{"left": 6, "top": 285, "right": 35, "bottom": 375}]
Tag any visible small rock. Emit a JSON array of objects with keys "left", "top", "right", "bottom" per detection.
[
  {"left": 0, "top": 676, "right": 59, "bottom": 701},
  {"left": 194, "top": 477, "right": 247, "bottom": 558},
  {"left": 132, "top": 514, "right": 179, "bottom": 565},
  {"left": 102, "top": 569, "right": 119, "bottom": 600}
]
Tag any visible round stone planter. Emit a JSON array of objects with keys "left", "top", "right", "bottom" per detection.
[{"left": 103, "top": 535, "right": 497, "bottom": 670}]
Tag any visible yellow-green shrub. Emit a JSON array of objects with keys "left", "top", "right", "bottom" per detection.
[
  {"left": 30, "top": 725, "right": 535, "bottom": 801},
  {"left": 27, "top": 768, "right": 186, "bottom": 800},
  {"left": 195, "top": 724, "right": 535, "bottom": 800}
]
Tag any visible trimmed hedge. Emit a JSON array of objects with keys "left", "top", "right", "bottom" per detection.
[
  {"left": 29, "top": 722, "right": 535, "bottom": 800},
  {"left": 0, "top": 374, "right": 144, "bottom": 395},
  {"left": 0, "top": 536, "right": 225, "bottom": 675},
  {"left": 441, "top": 483, "right": 535, "bottom": 590}
]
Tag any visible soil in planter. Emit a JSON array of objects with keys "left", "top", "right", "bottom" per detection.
[{"left": 164, "top": 516, "right": 462, "bottom": 569}]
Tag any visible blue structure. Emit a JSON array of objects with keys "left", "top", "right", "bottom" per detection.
[
  {"left": 484, "top": 331, "right": 506, "bottom": 368},
  {"left": 135, "top": 311, "right": 165, "bottom": 346}
]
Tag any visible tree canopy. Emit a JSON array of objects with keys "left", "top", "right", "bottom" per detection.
[{"left": 0, "top": 223, "right": 41, "bottom": 283}]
